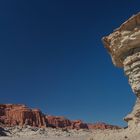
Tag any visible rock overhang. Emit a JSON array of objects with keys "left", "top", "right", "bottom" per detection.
[
  {"left": 102, "top": 12, "right": 140, "bottom": 127},
  {"left": 102, "top": 12, "right": 140, "bottom": 67}
]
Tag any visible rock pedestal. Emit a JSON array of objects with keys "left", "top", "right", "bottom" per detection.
[{"left": 102, "top": 12, "right": 140, "bottom": 127}]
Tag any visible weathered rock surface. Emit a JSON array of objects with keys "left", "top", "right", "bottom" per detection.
[
  {"left": 87, "top": 122, "right": 120, "bottom": 130},
  {"left": 102, "top": 12, "right": 140, "bottom": 127},
  {"left": 46, "top": 116, "right": 88, "bottom": 130},
  {"left": 2, "top": 125, "right": 91, "bottom": 138},
  {"left": 46, "top": 116, "right": 71, "bottom": 128},
  {"left": 71, "top": 120, "right": 88, "bottom": 130},
  {"left": 0, "top": 104, "right": 46, "bottom": 127},
  {"left": 0, "top": 127, "right": 7, "bottom": 136},
  {"left": 0, "top": 104, "right": 120, "bottom": 130},
  {"left": 46, "top": 116, "right": 118, "bottom": 130}
]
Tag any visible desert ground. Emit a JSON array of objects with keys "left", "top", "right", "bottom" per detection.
[
  {"left": 1, "top": 126, "right": 140, "bottom": 140},
  {"left": 0, "top": 126, "right": 91, "bottom": 140},
  {"left": 0, "top": 137, "right": 87, "bottom": 140}
]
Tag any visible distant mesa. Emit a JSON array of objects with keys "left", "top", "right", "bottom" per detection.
[
  {"left": 87, "top": 122, "right": 120, "bottom": 130},
  {"left": 0, "top": 104, "right": 120, "bottom": 130}
]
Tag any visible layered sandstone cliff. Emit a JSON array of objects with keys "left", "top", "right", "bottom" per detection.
[
  {"left": 102, "top": 12, "right": 140, "bottom": 127},
  {"left": 87, "top": 122, "right": 120, "bottom": 130},
  {"left": 46, "top": 116, "right": 88, "bottom": 129},
  {"left": 0, "top": 104, "right": 119, "bottom": 130},
  {"left": 0, "top": 104, "right": 46, "bottom": 127},
  {"left": 46, "top": 116, "right": 71, "bottom": 128}
]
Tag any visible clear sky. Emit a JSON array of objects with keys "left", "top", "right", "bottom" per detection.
[{"left": 0, "top": 0, "right": 140, "bottom": 126}]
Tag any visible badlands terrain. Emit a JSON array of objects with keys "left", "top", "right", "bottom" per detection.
[
  {"left": 0, "top": 104, "right": 120, "bottom": 140},
  {"left": 1, "top": 12, "right": 140, "bottom": 140},
  {"left": 1, "top": 103, "right": 140, "bottom": 140}
]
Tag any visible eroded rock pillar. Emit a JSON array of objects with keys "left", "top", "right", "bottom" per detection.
[{"left": 102, "top": 12, "right": 140, "bottom": 127}]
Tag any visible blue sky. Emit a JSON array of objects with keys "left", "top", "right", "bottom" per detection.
[{"left": 0, "top": 0, "right": 139, "bottom": 126}]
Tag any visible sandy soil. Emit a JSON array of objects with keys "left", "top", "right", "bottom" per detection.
[
  {"left": 1, "top": 126, "right": 140, "bottom": 140},
  {"left": 0, "top": 136, "right": 87, "bottom": 140},
  {"left": 88, "top": 127, "right": 140, "bottom": 140}
]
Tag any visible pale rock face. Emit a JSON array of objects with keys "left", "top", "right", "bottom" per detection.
[{"left": 102, "top": 12, "right": 140, "bottom": 127}]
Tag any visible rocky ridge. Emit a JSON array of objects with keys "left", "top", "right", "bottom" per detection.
[
  {"left": 0, "top": 104, "right": 119, "bottom": 131},
  {"left": 87, "top": 122, "right": 120, "bottom": 130}
]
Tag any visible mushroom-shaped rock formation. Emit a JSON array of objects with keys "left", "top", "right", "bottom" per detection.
[{"left": 102, "top": 12, "right": 140, "bottom": 128}]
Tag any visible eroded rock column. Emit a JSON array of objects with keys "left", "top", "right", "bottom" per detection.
[{"left": 102, "top": 12, "right": 140, "bottom": 127}]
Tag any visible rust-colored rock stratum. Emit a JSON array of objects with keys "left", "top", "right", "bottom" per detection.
[
  {"left": 0, "top": 104, "right": 119, "bottom": 130},
  {"left": 102, "top": 12, "right": 140, "bottom": 128},
  {"left": 0, "top": 104, "right": 46, "bottom": 127}
]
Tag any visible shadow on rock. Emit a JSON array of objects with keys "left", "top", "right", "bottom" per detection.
[{"left": 0, "top": 127, "right": 7, "bottom": 136}]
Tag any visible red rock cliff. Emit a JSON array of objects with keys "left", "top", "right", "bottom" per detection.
[
  {"left": 87, "top": 122, "right": 120, "bottom": 130},
  {"left": 46, "top": 116, "right": 88, "bottom": 129},
  {"left": 0, "top": 104, "right": 46, "bottom": 127},
  {"left": 70, "top": 120, "right": 88, "bottom": 129},
  {"left": 0, "top": 104, "right": 120, "bottom": 130},
  {"left": 46, "top": 116, "right": 71, "bottom": 128}
]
